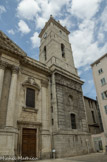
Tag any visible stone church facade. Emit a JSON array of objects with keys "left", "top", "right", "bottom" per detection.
[{"left": 0, "top": 16, "right": 93, "bottom": 159}]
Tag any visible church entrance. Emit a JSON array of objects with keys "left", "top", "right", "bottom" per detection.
[{"left": 22, "top": 128, "right": 36, "bottom": 158}]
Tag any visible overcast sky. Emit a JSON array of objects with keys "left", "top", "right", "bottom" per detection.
[{"left": 0, "top": 0, "right": 107, "bottom": 99}]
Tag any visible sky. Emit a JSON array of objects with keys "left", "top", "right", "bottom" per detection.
[{"left": 0, "top": 0, "right": 107, "bottom": 100}]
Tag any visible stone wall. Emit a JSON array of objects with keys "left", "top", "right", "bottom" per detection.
[
  {"left": 50, "top": 73, "right": 93, "bottom": 158},
  {"left": 0, "top": 52, "right": 51, "bottom": 159},
  {"left": 53, "top": 133, "right": 93, "bottom": 158},
  {"left": 55, "top": 73, "right": 88, "bottom": 132}
]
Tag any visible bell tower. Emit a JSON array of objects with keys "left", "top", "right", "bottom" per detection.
[
  {"left": 39, "top": 16, "right": 91, "bottom": 157},
  {"left": 39, "top": 16, "right": 78, "bottom": 75}
]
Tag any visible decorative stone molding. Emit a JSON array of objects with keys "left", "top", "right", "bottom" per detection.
[
  {"left": 17, "top": 120, "right": 42, "bottom": 126},
  {"left": 22, "top": 77, "right": 40, "bottom": 91},
  {"left": 41, "top": 79, "right": 49, "bottom": 87},
  {"left": 22, "top": 106, "right": 38, "bottom": 113}
]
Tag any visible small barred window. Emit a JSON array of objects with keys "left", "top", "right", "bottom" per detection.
[{"left": 71, "top": 114, "right": 76, "bottom": 129}]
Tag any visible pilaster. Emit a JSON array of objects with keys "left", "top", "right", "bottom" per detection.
[
  {"left": 41, "top": 80, "right": 49, "bottom": 130},
  {"left": 6, "top": 65, "right": 19, "bottom": 127},
  {"left": 0, "top": 60, "right": 6, "bottom": 101}
]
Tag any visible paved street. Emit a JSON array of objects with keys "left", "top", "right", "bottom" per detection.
[{"left": 25, "top": 153, "right": 107, "bottom": 162}]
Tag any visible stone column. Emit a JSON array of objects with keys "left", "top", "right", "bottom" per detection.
[
  {"left": 52, "top": 73, "right": 58, "bottom": 131},
  {"left": 41, "top": 80, "right": 49, "bottom": 130},
  {"left": 41, "top": 80, "right": 51, "bottom": 158},
  {"left": 0, "top": 60, "right": 6, "bottom": 101},
  {"left": 6, "top": 66, "right": 19, "bottom": 127}
]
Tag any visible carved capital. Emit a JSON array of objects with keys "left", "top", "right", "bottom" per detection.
[
  {"left": 0, "top": 60, "right": 7, "bottom": 70},
  {"left": 41, "top": 80, "right": 48, "bottom": 87},
  {"left": 12, "top": 65, "right": 19, "bottom": 74}
]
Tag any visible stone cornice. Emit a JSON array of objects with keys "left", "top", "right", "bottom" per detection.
[
  {"left": 0, "top": 30, "right": 27, "bottom": 57},
  {"left": 20, "top": 56, "right": 51, "bottom": 76},
  {"left": 50, "top": 64, "right": 84, "bottom": 85}
]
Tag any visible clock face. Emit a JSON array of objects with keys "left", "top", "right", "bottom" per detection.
[{"left": 44, "top": 33, "right": 47, "bottom": 38}]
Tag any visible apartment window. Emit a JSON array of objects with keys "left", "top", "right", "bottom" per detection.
[
  {"left": 98, "top": 68, "right": 103, "bottom": 74},
  {"left": 26, "top": 88, "right": 35, "bottom": 108},
  {"left": 71, "top": 114, "right": 76, "bottom": 129},
  {"left": 104, "top": 105, "right": 107, "bottom": 114},
  {"left": 101, "top": 78, "right": 106, "bottom": 86},
  {"left": 61, "top": 43, "right": 65, "bottom": 58},
  {"left": 91, "top": 111, "right": 96, "bottom": 123},
  {"left": 101, "top": 90, "right": 107, "bottom": 100}
]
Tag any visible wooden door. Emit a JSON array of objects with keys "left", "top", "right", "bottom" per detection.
[{"left": 22, "top": 128, "right": 36, "bottom": 158}]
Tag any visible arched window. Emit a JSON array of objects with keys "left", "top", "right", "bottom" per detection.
[
  {"left": 71, "top": 113, "right": 76, "bottom": 129},
  {"left": 44, "top": 46, "right": 47, "bottom": 61},
  {"left": 61, "top": 43, "right": 65, "bottom": 58}
]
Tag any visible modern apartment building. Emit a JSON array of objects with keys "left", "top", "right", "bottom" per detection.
[{"left": 91, "top": 53, "right": 107, "bottom": 150}]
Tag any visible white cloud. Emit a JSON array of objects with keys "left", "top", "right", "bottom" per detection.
[
  {"left": 60, "top": 16, "right": 74, "bottom": 30},
  {"left": 0, "top": 5, "right": 6, "bottom": 15},
  {"left": 78, "top": 70, "right": 82, "bottom": 76},
  {"left": 17, "top": 0, "right": 70, "bottom": 29},
  {"left": 100, "top": 6, "right": 107, "bottom": 24},
  {"left": 30, "top": 32, "right": 40, "bottom": 48},
  {"left": 36, "top": 16, "right": 47, "bottom": 29},
  {"left": 69, "top": 19, "right": 107, "bottom": 68},
  {"left": 17, "top": 0, "right": 40, "bottom": 20},
  {"left": 84, "top": 66, "right": 91, "bottom": 72},
  {"left": 100, "top": 6, "right": 107, "bottom": 32},
  {"left": 71, "top": 0, "right": 101, "bottom": 19},
  {"left": 18, "top": 20, "right": 31, "bottom": 34},
  {"left": 98, "top": 33, "right": 104, "bottom": 43},
  {"left": 8, "top": 29, "right": 15, "bottom": 35},
  {"left": 16, "top": 0, "right": 106, "bottom": 70},
  {"left": 40, "top": 0, "right": 70, "bottom": 18}
]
